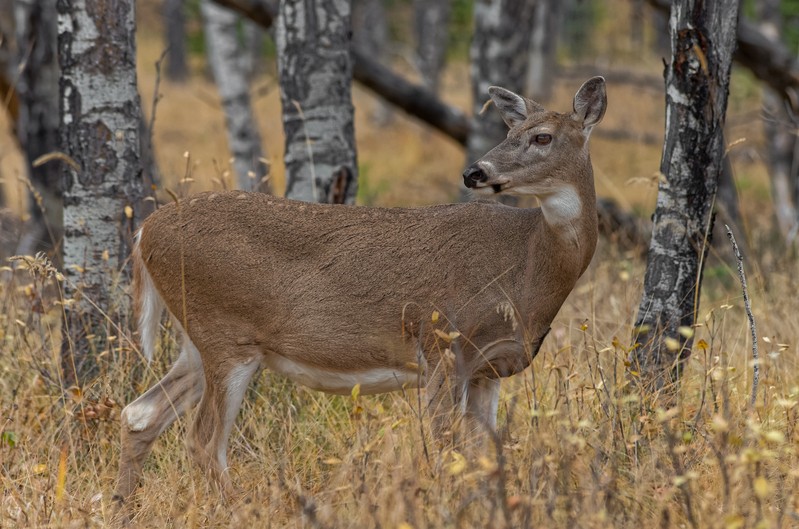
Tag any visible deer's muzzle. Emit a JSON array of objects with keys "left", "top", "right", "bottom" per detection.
[{"left": 462, "top": 165, "right": 487, "bottom": 188}]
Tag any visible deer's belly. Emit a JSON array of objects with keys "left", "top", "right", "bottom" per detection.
[{"left": 264, "top": 354, "right": 420, "bottom": 395}]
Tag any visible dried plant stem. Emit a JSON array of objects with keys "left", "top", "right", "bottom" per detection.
[{"left": 725, "top": 225, "right": 759, "bottom": 407}]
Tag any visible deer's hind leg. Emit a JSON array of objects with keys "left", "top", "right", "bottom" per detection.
[
  {"left": 114, "top": 335, "right": 205, "bottom": 503},
  {"left": 186, "top": 348, "right": 261, "bottom": 497}
]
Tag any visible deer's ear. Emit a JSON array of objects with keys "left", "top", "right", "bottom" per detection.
[
  {"left": 488, "top": 86, "right": 531, "bottom": 129},
  {"left": 572, "top": 76, "right": 607, "bottom": 133}
]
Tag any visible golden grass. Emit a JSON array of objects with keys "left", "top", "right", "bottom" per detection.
[{"left": 2, "top": 243, "right": 798, "bottom": 528}]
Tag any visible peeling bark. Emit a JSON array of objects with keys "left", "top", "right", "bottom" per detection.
[
  {"left": 58, "top": 0, "right": 145, "bottom": 380},
  {"left": 201, "top": 0, "right": 269, "bottom": 192},
  {"left": 277, "top": 0, "right": 357, "bottom": 204},
  {"left": 631, "top": 0, "right": 740, "bottom": 388}
]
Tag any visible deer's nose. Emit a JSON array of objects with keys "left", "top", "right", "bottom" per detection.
[{"left": 462, "top": 165, "right": 487, "bottom": 187}]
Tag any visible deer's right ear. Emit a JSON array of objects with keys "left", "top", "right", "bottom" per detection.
[
  {"left": 488, "top": 86, "right": 529, "bottom": 129},
  {"left": 572, "top": 76, "right": 607, "bottom": 133}
]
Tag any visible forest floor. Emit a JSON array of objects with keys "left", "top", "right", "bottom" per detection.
[{"left": 2, "top": 1, "right": 799, "bottom": 527}]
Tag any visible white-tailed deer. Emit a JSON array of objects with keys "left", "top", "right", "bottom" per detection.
[{"left": 113, "top": 77, "right": 606, "bottom": 505}]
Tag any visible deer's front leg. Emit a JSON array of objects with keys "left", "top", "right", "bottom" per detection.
[
  {"left": 424, "top": 358, "right": 467, "bottom": 447},
  {"left": 465, "top": 378, "right": 500, "bottom": 434}
]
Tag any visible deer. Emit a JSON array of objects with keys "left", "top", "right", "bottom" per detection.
[{"left": 113, "top": 77, "right": 607, "bottom": 507}]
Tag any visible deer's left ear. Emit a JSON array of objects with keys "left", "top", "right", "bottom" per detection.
[
  {"left": 488, "top": 86, "right": 527, "bottom": 128},
  {"left": 572, "top": 76, "right": 607, "bottom": 133}
]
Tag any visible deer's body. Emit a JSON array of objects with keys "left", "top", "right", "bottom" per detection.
[{"left": 114, "top": 77, "right": 607, "bottom": 509}]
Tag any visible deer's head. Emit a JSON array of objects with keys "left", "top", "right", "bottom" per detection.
[{"left": 463, "top": 77, "right": 607, "bottom": 199}]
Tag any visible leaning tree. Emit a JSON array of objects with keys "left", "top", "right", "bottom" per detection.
[{"left": 630, "top": 0, "right": 740, "bottom": 390}]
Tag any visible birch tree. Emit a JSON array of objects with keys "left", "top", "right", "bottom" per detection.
[
  {"left": 464, "top": 0, "right": 534, "bottom": 203},
  {"left": 201, "top": 0, "right": 270, "bottom": 192},
  {"left": 630, "top": 0, "right": 740, "bottom": 389},
  {"left": 14, "top": 0, "right": 61, "bottom": 258},
  {"left": 277, "top": 0, "right": 357, "bottom": 204},
  {"left": 58, "top": 0, "right": 145, "bottom": 379}
]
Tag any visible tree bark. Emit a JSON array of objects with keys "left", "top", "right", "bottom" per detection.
[
  {"left": 413, "top": 0, "right": 451, "bottom": 94},
  {"left": 277, "top": 0, "right": 357, "bottom": 204},
  {"left": 13, "top": 0, "right": 61, "bottom": 259},
  {"left": 163, "top": 0, "right": 188, "bottom": 82},
  {"left": 201, "top": 0, "right": 269, "bottom": 193},
  {"left": 647, "top": 0, "right": 799, "bottom": 111},
  {"left": 58, "top": 0, "right": 146, "bottom": 380},
  {"left": 464, "top": 0, "right": 535, "bottom": 205},
  {"left": 631, "top": 0, "right": 740, "bottom": 389}
]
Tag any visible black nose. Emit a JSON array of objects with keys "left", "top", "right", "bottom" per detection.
[{"left": 463, "top": 165, "right": 486, "bottom": 187}]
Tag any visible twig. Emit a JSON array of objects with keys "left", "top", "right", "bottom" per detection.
[{"left": 725, "top": 224, "right": 759, "bottom": 408}]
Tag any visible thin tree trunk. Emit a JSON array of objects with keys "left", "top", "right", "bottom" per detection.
[
  {"left": 58, "top": 0, "right": 145, "bottom": 381},
  {"left": 631, "top": 0, "right": 740, "bottom": 389},
  {"left": 631, "top": 0, "right": 645, "bottom": 51},
  {"left": 277, "top": 0, "right": 358, "bottom": 204},
  {"left": 413, "top": 0, "right": 451, "bottom": 94},
  {"left": 164, "top": 0, "right": 188, "bottom": 82},
  {"left": 13, "top": 0, "right": 61, "bottom": 260},
  {"left": 526, "top": 0, "right": 559, "bottom": 103},
  {"left": 464, "top": 0, "right": 535, "bottom": 204},
  {"left": 201, "top": 0, "right": 270, "bottom": 193}
]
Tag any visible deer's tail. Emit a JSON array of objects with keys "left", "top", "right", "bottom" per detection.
[{"left": 132, "top": 228, "right": 164, "bottom": 363}]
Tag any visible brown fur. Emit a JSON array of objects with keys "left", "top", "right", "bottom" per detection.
[{"left": 113, "top": 78, "right": 607, "bottom": 512}]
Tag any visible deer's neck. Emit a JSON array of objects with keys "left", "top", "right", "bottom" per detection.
[{"left": 537, "top": 171, "right": 597, "bottom": 273}]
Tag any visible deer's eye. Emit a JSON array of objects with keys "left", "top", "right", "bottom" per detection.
[{"left": 532, "top": 133, "right": 552, "bottom": 146}]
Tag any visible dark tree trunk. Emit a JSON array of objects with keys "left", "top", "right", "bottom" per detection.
[
  {"left": 413, "top": 0, "right": 451, "bottom": 94},
  {"left": 14, "top": 0, "right": 61, "bottom": 260},
  {"left": 352, "top": 0, "right": 392, "bottom": 124},
  {"left": 631, "top": 0, "right": 740, "bottom": 389},
  {"left": 58, "top": 0, "right": 145, "bottom": 381},
  {"left": 631, "top": 0, "right": 645, "bottom": 51},
  {"left": 464, "top": 0, "right": 535, "bottom": 204},
  {"left": 164, "top": 0, "right": 188, "bottom": 82},
  {"left": 277, "top": 0, "right": 358, "bottom": 204}
]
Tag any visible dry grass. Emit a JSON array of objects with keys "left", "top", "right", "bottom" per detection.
[
  {"left": 2, "top": 245, "right": 798, "bottom": 528},
  {"left": 1, "top": 1, "right": 795, "bottom": 527}
]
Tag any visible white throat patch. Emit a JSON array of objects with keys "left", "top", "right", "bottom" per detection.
[{"left": 540, "top": 185, "right": 582, "bottom": 226}]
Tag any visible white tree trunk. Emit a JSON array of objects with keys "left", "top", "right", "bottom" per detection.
[
  {"left": 201, "top": 0, "right": 269, "bottom": 192},
  {"left": 58, "top": 0, "right": 145, "bottom": 378},
  {"left": 277, "top": 0, "right": 358, "bottom": 204}
]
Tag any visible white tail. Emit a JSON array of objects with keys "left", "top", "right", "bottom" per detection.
[
  {"left": 132, "top": 229, "right": 163, "bottom": 363},
  {"left": 114, "top": 77, "right": 607, "bottom": 508}
]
